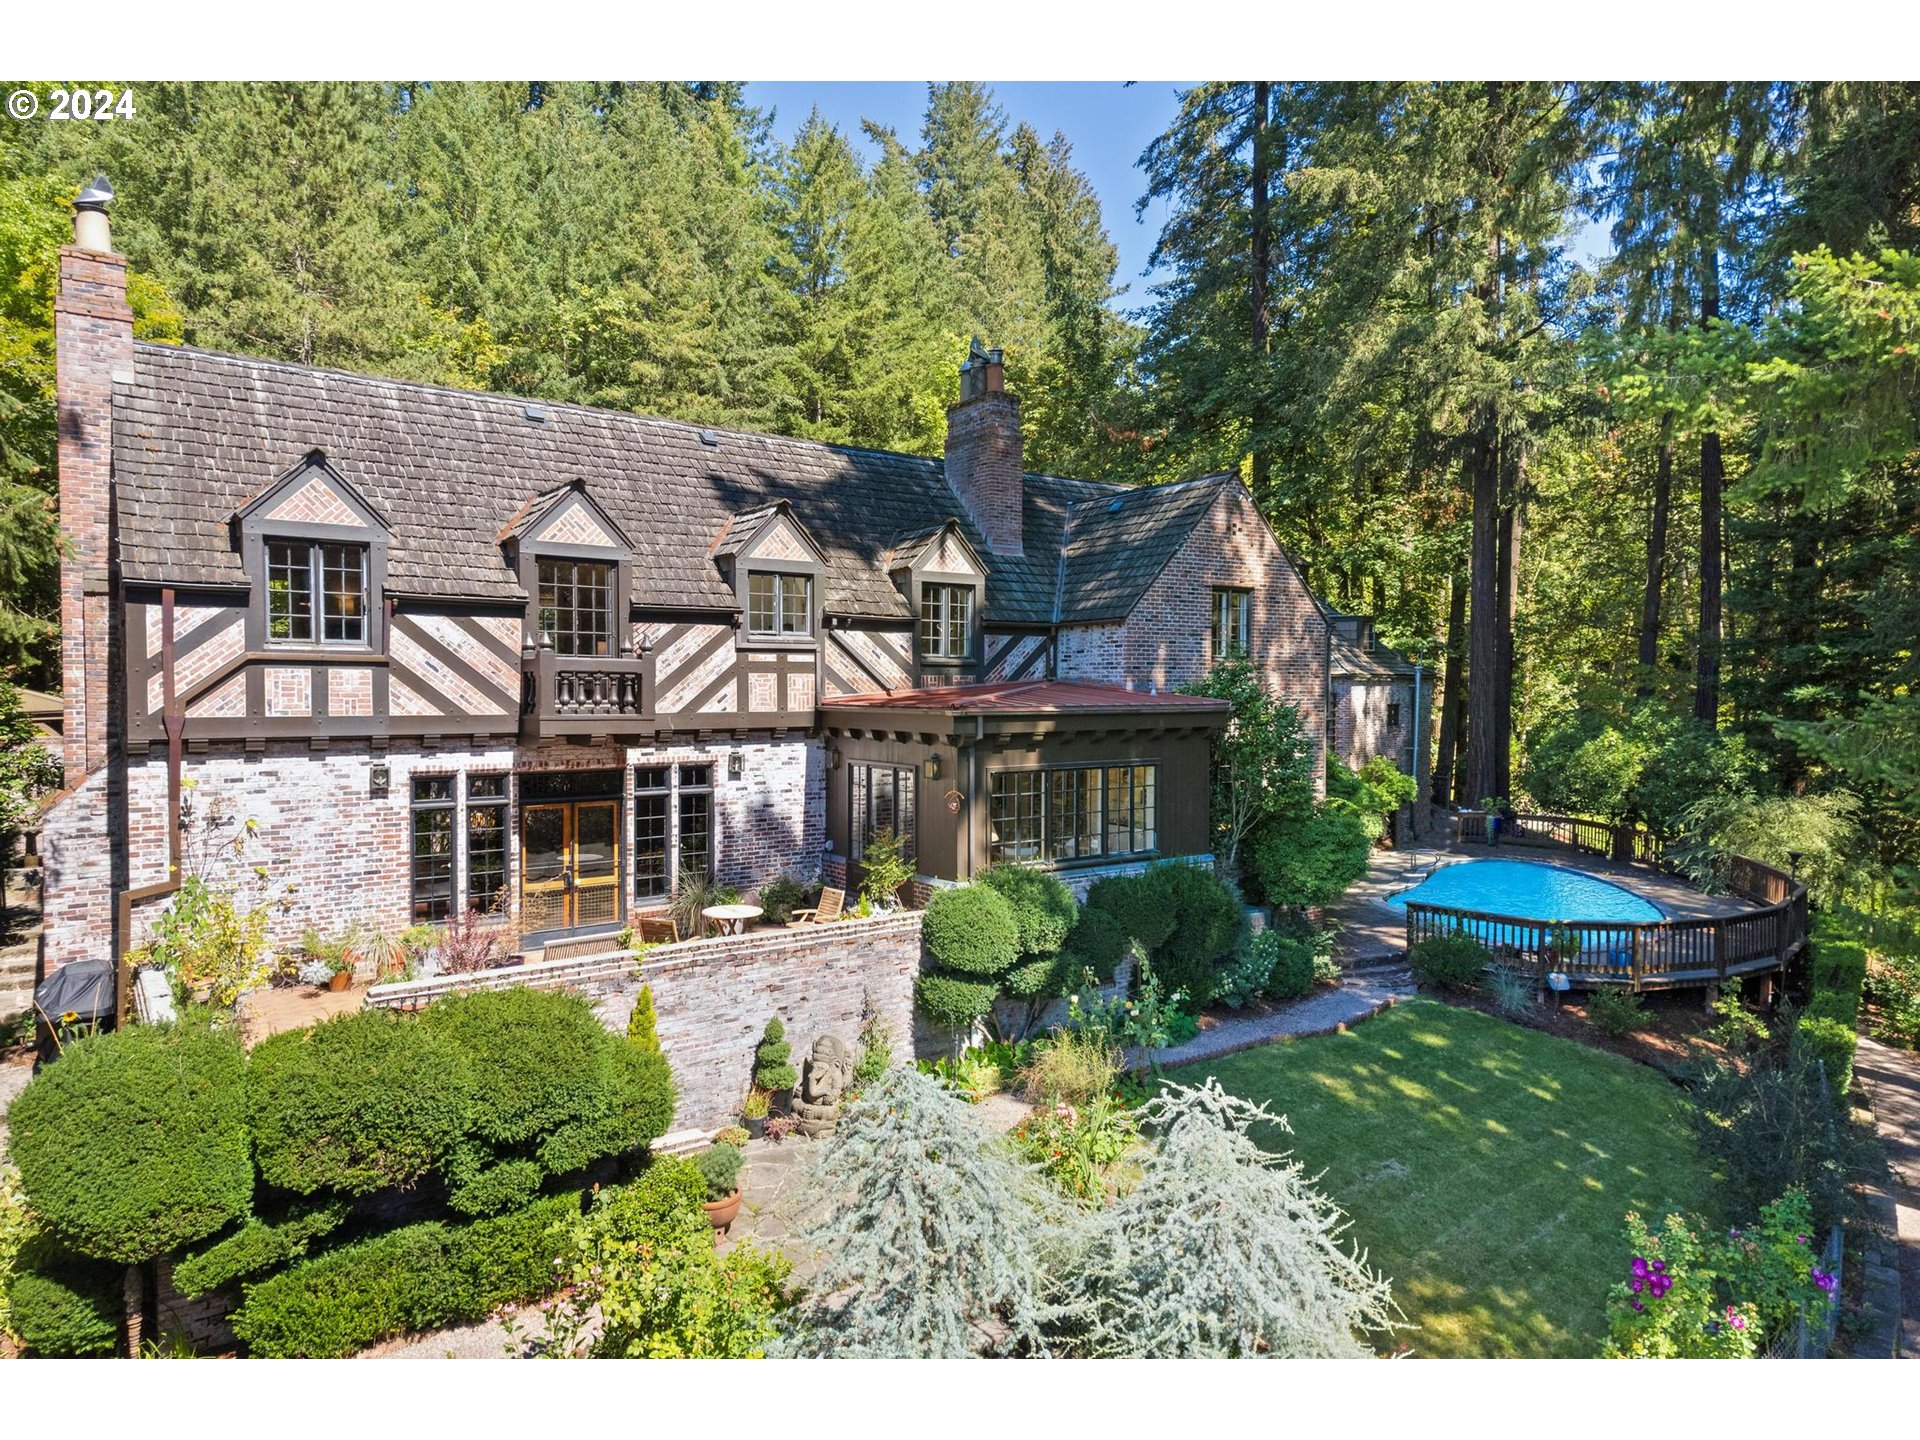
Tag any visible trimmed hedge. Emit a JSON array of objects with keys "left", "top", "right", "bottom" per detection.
[
  {"left": 1793, "top": 920, "right": 1868, "bottom": 1095},
  {"left": 1153, "top": 863, "right": 1245, "bottom": 1005},
  {"left": 8, "top": 1021, "right": 251, "bottom": 1264},
  {"left": 1408, "top": 934, "right": 1491, "bottom": 991},
  {"left": 249, "top": 1009, "right": 473, "bottom": 1195},
  {"left": 920, "top": 885, "right": 1021, "bottom": 976},
  {"left": 5, "top": 1236, "right": 121, "bottom": 1357},
  {"left": 230, "top": 1190, "right": 583, "bottom": 1357},
  {"left": 1061, "top": 908, "right": 1129, "bottom": 984},
  {"left": 1084, "top": 871, "right": 1177, "bottom": 953},
  {"left": 977, "top": 864, "right": 1076, "bottom": 957},
  {"left": 913, "top": 970, "right": 999, "bottom": 1026},
  {"left": 172, "top": 1199, "right": 351, "bottom": 1299},
  {"left": 1262, "top": 934, "right": 1320, "bottom": 1002}
]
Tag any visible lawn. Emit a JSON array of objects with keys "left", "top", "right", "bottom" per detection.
[{"left": 1167, "top": 1000, "right": 1716, "bottom": 1358}]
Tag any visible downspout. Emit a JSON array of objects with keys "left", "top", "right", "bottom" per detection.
[
  {"left": 967, "top": 714, "right": 984, "bottom": 880},
  {"left": 1411, "top": 659, "right": 1424, "bottom": 820},
  {"left": 114, "top": 587, "right": 184, "bottom": 1022}
]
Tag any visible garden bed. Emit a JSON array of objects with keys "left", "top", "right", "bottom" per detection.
[
  {"left": 1431, "top": 983, "right": 1743, "bottom": 1079},
  {"left": 1168, "top": 999, "right": 1717, "bottom": 1357}
]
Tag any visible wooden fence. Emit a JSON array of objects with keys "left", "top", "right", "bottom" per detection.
[{"left": 1406, "top": 812, "right": 1808, "bottom": 991}]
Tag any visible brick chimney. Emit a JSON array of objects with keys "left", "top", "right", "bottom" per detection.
[
  {"left": 55, "top": 175, "right": 131, "bottom": 785},
  {"left": 943, "top": 338, "right": 1024, "bottom": 557}
]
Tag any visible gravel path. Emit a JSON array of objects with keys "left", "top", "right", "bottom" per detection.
[
  {"left": 1138, "top": 965, "right": 1413, "bottom": 1073},
  {"left": 0, "top": 1056, "right": 32, "bottom": 1160}
]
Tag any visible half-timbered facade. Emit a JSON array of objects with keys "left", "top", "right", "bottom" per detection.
[{"left": 39, "top": 195, "right": 1406, "bottom": 981}]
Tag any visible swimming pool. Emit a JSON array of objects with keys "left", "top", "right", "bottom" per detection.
[{"left": 1387, "top": 858, "right": 1664, "bottom": 924}]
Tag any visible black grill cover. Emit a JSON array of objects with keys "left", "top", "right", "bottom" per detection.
[{"left": 34, "top": 959, "right": 115, "bottom": 1024}]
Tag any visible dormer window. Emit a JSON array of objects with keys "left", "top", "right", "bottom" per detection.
[
  {"left": 747, "top": 572, "right": 813, "bottom": 639},
  {"left": 266, "top": 539, "right": 368, "bottom": 645},
  {"left": 920, "top": 583, "right": 974, "bottom": 661},
  {"left": 537, "top": 556, "right": 615, "bottom": 656}
]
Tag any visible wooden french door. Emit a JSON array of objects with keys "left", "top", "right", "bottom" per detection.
[{"left": 521, "top": 800, "right": 621, "bottom": 934}]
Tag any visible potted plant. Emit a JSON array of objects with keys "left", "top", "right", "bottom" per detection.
[
  {"left": 352, "top": 924, "right": 409, "bottom": 981},
  {"left": 740, "top": 1088, "right": 770, "bottom": 1139},
  {"left": 697, "top": 1141, "right": 744, "bottom": 1233},
  {"left": 324, "top": 952, "right": 354, "bottom": 992},
  {"left": 753, "top": 1018, "right": 796, "bottom": 1113}
]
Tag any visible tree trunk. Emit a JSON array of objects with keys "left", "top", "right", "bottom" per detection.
[
  {"left": 1695, "top": 230, "right": 1724, "bottom": 728},
  {"left": 1636, "top": 412, "right": 1675, "bottom": 698},
  {"left": 1433, "top": 570, "right": 1467, "bottom": 807},
  {"left": 1464, "top": 400, "right": 1502, "bottom": 807},
  {"left": 1249, "top": 81, "right": 1273, "bottom": 495},
  {"left": 1494, "top": 442, "right": 1525, "bottom": 803}
]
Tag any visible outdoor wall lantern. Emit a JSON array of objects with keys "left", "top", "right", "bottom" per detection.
[
  {"left": 923, "top": 754, "right": 941, "bottom": 782},
  {"left": 728, "top": 753, "right": 745, "bottom": 781},
  {"left": 369, "top": 764, "right": 390, "bottom": 796},
  {"left": 829, "top": 749, "right": 843, "bottom": 770}
]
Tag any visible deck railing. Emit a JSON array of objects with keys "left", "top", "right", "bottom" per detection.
[{"left": 1407, "top": 812, "right": 1808, "bottom": 990}]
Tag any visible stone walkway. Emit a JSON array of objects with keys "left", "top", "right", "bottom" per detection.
[
  {"left": 1851, "top": 1036, "right": 1920, "bottom": 1358},
  {"left": 1324, "top": 837, "right": 1758, "bottom": 966},
  {"left": 0, "top": 1055, "right": 31, "bottom": 1159},
  {"left": 1137, "top": 963, "right": 1413, "bottom": 1072}
]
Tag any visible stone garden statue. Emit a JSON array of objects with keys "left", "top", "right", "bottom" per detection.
[{"left": 790, "top": 1033, "right": 856, "bottom": 1137}]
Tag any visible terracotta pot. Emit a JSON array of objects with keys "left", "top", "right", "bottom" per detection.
[
  {"left": 703, "top": 1187, "right": 743, "bottom": 1232},
  {"left": 327, "top": 970, "right": 352, "bottom": 993}
]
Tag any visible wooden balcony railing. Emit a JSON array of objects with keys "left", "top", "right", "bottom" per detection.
[
  {"left": 1410, "top": 811, "right": 1808, "bottom": 991},
  {"left": 519, "top": 649, "right": 651, "bottom": 740}
]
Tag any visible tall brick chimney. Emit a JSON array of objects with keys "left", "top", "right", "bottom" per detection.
[
  {"left": 943, "top": 338, "right": 1024, "bottom": 557},
  {"left": 55, "top": 175, "right": 131, "bottom": 785}
]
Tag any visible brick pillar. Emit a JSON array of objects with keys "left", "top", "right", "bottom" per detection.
[
  {"left": 55, "top": 240, "right": 132, "bottom": 785},
  {"left": 943, "top": 342, "right": 1024, "bottom": 557}
]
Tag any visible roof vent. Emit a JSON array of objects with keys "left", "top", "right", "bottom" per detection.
[
  {"left": 522, "top": 404, "right": 547, "bottom": 424},
  {"left": 699, "top": 429, "right": 721, "bottom": 447},
  {"left": 1107, "top": 497, "right": 1124, "bottom": 514}
]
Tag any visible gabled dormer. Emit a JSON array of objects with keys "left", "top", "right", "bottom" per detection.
[
  {"left": 889, "top": 518, "right": 985, "bottom": 672},
  {"left": 711, "top": 500, "right": 825, "bottom": 649},
  {"left": 499, "top": 479, "right": 635, "bottom": 659},
  {"left": 234, "top": 451, "right": 390, "bottom": 651}
]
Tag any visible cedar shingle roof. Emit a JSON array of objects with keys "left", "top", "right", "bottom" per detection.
[{"left": 110, "top": 344, "right": 1240, "bottom": 628}]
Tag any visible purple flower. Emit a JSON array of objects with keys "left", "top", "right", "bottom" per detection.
[
  {"left": 1812, "top": 1267, "right": 1837, "bottom": 1294},
  {"left": 1796, "top": 1234, "right": 1809, "bottom": 1245},
  {"left": 1651, "top": 1259, "right": 1666, "bottom": 1273},
  {"left": 1631, "top": 1257, "right": 1650, "bottom": 1280},
  {"left": 1631, "top": 1299, "right": 1644, "bottom": 1312},
  {"left": 1630, "top": 1276, "right": 1645, "bottom": 1294},
  {"left": 1729, "top": 1227, "right": 1743, "bottom": 1239}
]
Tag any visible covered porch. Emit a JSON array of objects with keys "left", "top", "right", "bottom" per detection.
[{"left": 820, "top": 680, "right": 1230, "bottom": 892}]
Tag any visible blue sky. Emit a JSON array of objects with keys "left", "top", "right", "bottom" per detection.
[
  {"left": 746, "top": 82, "right": 1614, "bottom": 315},
  {"left": 746, "top": 81, "right": 1193, "bottom": 309}
]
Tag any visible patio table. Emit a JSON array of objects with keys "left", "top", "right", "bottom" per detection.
[{"left": 701, "top": 903, "right": 764, "bottom": 937}]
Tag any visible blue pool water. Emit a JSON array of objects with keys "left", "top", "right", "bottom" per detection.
[{"left": 1387, "top": 858, "right": 1664, "bottom": 924}]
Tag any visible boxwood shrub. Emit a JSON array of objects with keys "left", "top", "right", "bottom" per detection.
[
  {"left": 5, "top": 1236, "right": 121, "bottom": 1357},
  {"left": 920, "top": 885, "right": 1021, "bottom": 976},
  {"left": 976, "top": 864, "right": 1077, "bottom": 958},
  {"left": 172, "top": 1199, "right": 351, "bottom": 1299},
  {"left": 249, "top": 1008, "right": 474, "bottom": 1195},
  {"left": 913, "top": 970, "right": 1000, "bottom": 1027},
  {"left": 1060, "top": 907, "right": 1129, "bottom": 984},
  {"left": 1407, "top": 933, "right": 1491, "bottom": 992},
  {"left": 1152, "top": 863, "right": 1245, "bottom": 1005},
  {"left": 8, "top": 1021, "right": 251, "bottom": 1263},
  {"left": 1084, "top": 871, "right": 1177, "bottom": 953},
  {"left": 230, "top": 1190, "right": 584, "bottom": 1358},
  {"left": 1792, "top": 920, "right": 1869, "bottom": 1095},
  {"left": 1261, "top": 934, "right": 1320, "bottom": 1002}
]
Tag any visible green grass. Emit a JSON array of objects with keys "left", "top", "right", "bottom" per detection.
[{"left": 1168, "top": 1000, "right": 1715, "bottom": 1358}]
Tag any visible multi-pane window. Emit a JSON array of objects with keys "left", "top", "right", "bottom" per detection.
[
  {"left": 990, "top": 764, "right": 1157, "bottom": 865},
  {"left": 919, "top": 584, "right": 975, "bottom": 661},
  {"left": 466, "top": 774, "right": 508, "bottom": 915},
  {"left": 634, "top": 766, "right": 670, "bottom": 900},
  {"left": 1048, "top": 768, "right": 1103, "bottom": 861},
  {"left": 267, "top": 540, "right": 367, "bottom": 644},
  {"left": 1103, "top": 765, "right": 1158, "bottom": 857},
  {"left": 987, "top": 771, "right": 1044, "bottom": 864},
  {"left": 677, "top": 764, "right": 713, "bottom": 881},
  {"left": 410, "top": 776, "right": 455, "bottom": 921},
  {"left": 746, "top": 572, "right": 812, "bottom": 638},
  {"left": 537, "top": 558, "right": 614, "bottom": 656},
  {"left": 1211, "top": 587, "right": 1251, "bottom": 659},
  {"left": 850, "top": 763, "right": 916, "bottom": 860}
]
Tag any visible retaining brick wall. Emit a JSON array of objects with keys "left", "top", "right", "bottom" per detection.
[{"left": 368, "top": 913, "right": 925, "bottom": 1130}]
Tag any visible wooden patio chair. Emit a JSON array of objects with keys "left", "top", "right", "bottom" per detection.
[
  {"left": 636, "top": 914, "right": 681, "bottom": 946},
  {"left": 789, "top": 886, "right": 845, "bottom": 926}
]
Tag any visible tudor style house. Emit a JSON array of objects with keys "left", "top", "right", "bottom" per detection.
[{"left": 39, "top": 186, "right": 1425, "bottom": 982}]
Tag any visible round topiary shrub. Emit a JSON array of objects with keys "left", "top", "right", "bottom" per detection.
[
  {"left": 9, "top": 1021, "right": 251, "bottom": 1264},
  {"left": 1084, "top": 870, "right": 1178, "bottom": 953},
  {"left": 920, "top": 884, "right": 1021, "bottom": 976},
  {"left": 249, "top": 1008, "right": 475, "bottom": 1195},
  {"left": 977, "top": 864, "right": 1077, "bottom": 957},
  {"left": 1263, "top": 934, "right": 1318, "bottom": 1002},
  {"left": 5, "top": 1237, "right": 121, "bottom": 1357},
  {"left": 1152, "top": 863, "right": 1245, "bottom": 1007},
  {"left": 1407, "top": 933, "right": 1491, "bottom": 992},
  {"left": 1061, "top": 907, "right": 1129, "bottom": 984},
  {"left": 913, "top": 971, "right": 999, "bottom": 1027}
]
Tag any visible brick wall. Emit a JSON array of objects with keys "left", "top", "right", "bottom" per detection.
[
  {"left": 368, "top": 914, "right": 926, "bottom": 1130},
  {"left": 944, "top": 390, "right": 1024, "bottom": 556},
  {"left": 37, "top": 769, "right": 117, "bottom": 969},
  {"left": 1055, "top": 483, "right": 1329, "bottom": 793}
]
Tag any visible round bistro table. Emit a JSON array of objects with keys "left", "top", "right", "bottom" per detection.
[{"left": 701, "top": 903, "right": 764, "bottom": 937}]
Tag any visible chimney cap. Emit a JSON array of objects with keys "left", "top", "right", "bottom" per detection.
[{"left": 74, "top": 174, "right": 114, "bottom": 212}]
